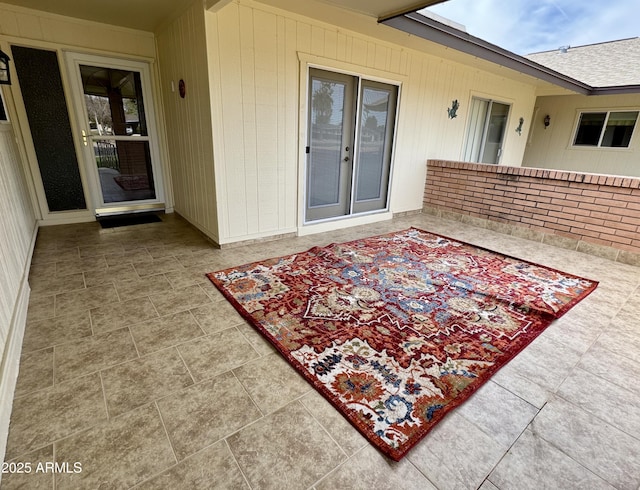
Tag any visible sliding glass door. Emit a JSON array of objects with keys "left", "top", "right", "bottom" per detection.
[
  {"left": 464, "top": 97, "right": 510, "bottom": 164},
  {"left": 306, "top": 68, "right": 397, "bottom": 222}
]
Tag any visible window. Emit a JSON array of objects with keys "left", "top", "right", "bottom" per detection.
[{"left": 573, "top": 110, "right": 638, "bottom": 148}]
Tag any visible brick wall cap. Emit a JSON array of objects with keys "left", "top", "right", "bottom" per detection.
[{"left": 427, "top": 160, "right": 640, "bottom": 189}]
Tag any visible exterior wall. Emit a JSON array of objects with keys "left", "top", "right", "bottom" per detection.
[
  {"left": 0, "top": 99, "right": 37, "bottom": 465},
  {"left": 205, "top": 0, "right": 537, "bottom": 244},
  {"left": 423, "top": 159, "right": 640, "bottom": 265},
  {"left": 523, "top": 93, "right": 640, "bottom": 177},
  {"left": 0, "top": 2, "right": 155, "bottom": 58},
  {"left": 156, "top": 0, "right": 219, "bottom": 242}
]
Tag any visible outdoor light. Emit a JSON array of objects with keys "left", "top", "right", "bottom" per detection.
[
  {"left": 543, "top": 114, "right": 550, "bottom": 128},
  {"left": 0, "top": 50, "right": 11, "bottom": 85}
]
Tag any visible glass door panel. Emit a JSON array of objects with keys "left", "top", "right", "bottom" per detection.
[
  {"left": 80, "top": 64, "right": 156, "bottom": 206},
  {"left": 481, "top": 102, "right": 510, "bottom": 164},
  {"left": 463, "top": 98, "right": 489, "bottom": 163},
  {"left": 352, "top": 81, "right": 397, "bottom": 214},
  {"left": 306, "top": 69, "right": 355, "bottom": 221},
  {"left": 93, "top": 139, "right": 155, "bottom": 203}
]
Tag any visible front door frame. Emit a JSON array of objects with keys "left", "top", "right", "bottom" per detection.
[{"left": 65, "top": 51, "right": 165, "bottom": 216}]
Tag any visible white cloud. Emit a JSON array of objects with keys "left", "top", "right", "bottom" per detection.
[{"left": 426, "top": 0, "right": 639, "bottom": 54}]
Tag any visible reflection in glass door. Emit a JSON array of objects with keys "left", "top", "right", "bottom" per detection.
[
  {"left": 67, "top": 54, "right": 163, "bottom": 214},
  {"left": 306, "top": 68, "right": 398, "bottom": 222}
]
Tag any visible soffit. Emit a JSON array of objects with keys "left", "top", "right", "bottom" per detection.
[
  {"left": 315, "top": 0, "right": 446, "bottom": 19},
  {"left": 0, "top": 0, "right": 445, "bottom": 32},
  {"left": 0, "top": 0, "right": 196, "bottom": 32}
]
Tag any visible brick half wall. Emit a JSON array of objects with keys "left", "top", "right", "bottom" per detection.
[{"left": 423, "top": 160, "right": 640, "bottom": 266}]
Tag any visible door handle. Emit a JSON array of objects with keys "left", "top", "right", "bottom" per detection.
[{"left": 82, "top": 130, "right": 89, "bottom": 146}]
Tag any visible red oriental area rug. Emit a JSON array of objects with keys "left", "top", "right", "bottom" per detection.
[{"left": 207, "top": 228, "right": 597, "bottom": 461}]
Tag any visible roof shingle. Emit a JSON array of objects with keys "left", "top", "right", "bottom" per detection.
[{"left": 526, "top": 37, "right": 640, "bottom": 87}]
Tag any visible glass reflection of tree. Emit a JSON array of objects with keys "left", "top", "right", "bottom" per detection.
[
  {"left": 312, "top": 82, "right": 334, "bottom": 124},
  {"left": 85, "top": 95, "right": 138, "bottom": 135},
  {"left": 85, "top": 95, "right": 112, "bottom": 135}
]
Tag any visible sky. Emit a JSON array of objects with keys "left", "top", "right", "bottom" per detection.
[{"left": 425, "top": 0, "right": 639, "bottom": 55}]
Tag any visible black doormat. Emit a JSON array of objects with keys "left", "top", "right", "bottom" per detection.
[{"left": 98, "top": 213, "right": 162, "bottom": 229}]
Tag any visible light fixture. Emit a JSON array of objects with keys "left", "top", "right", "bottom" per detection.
[
  {"left": 0, "top": 50, "right": 11, "bottom": 85},
  {"left": 543, "top": 114, "right": 550, "bottom": 129}
]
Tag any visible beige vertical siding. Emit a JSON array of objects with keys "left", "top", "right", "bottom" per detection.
[
  {"left": 206, "top": 0, "right": 537, "bottom": 244},
  {"left": 0, "top": 107, "right": 37, "bottom": 464},
  {"left": 523, "top": 93, "right": 640, "bottom": 177},
  {"left": 0, "top": 124, "right": 34, "bottom": 347},
  {"left": 156, "top": 1, "right": 219, "bottom": 242}
]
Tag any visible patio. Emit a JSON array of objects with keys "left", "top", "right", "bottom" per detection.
[{"left": 3, "top": 212, "right": 639, "bottom": 489}]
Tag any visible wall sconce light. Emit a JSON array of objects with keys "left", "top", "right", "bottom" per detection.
[
  {"left": 515, "top": 117, "right": 524, "bottom": 135},
  {"left": 0, "top": 50, "right": 11, "bottom": 85},
  {"left": 543, "top": 114, "right": 550, "bottom": 129}
]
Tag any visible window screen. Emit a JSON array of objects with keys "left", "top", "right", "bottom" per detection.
[{"left": 12, "top": 45, "right": 86, "bottom": 211}]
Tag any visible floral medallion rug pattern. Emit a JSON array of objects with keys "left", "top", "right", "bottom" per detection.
[{"left": 207, "top": 228, "right": 597, "bottom": 461}]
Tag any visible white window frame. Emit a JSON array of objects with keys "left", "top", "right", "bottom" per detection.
[{"left": 572, "top": 109, "right": 639, "bottom": 149}]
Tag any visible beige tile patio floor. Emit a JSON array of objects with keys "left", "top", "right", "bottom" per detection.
[{"left": 2, "top": 212, "right": 640, "bottom": 489}]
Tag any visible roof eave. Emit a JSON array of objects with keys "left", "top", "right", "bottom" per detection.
[
  {"left": 380, "top": 12, "right": 595, "bottom": 95},
  {"left": 590, "top": 85, "right": 640, "bottom": 95},
  {"left": 378, "top": 1, "right": 450, "bottom": 23}
]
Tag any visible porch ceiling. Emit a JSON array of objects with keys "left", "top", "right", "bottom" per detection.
[
  {"left": 0, "top": 0, "right": 198, "bottom": 32},
  {"left": 0, "top": 0, "right": 446, "bottom": 32}
]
